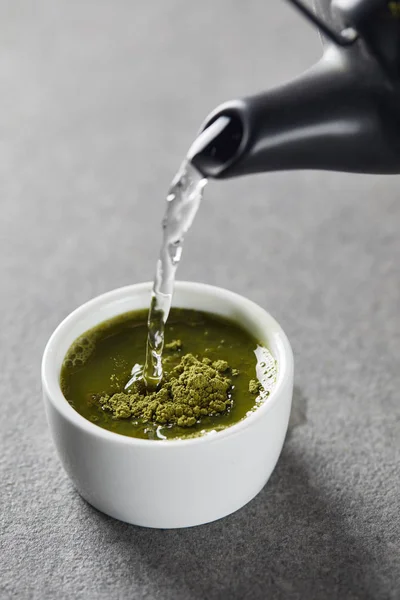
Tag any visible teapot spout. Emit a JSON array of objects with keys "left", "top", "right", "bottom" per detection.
[{"left": 191, "top": 52, "right": 400, "bottom": 178}]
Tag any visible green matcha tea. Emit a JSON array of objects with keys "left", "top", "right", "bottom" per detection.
[{"left": 60, "top": 308, "right": 277, "bottom": 440}]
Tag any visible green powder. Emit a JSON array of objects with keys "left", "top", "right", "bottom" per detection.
[
  {"left": 60, "top": 308, "right": 277, "bottom": 440},
  {"left": 97, "top": 352, "right": 234, "bottom": 427},
  {"left": 249, "top": 379, "right": 263, "bottom": 394},
  {"left": 164, "top": 339, "right": 183, "bottom": 351}
]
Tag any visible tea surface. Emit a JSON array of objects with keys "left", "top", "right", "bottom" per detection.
[{"left": 60, "top": 308, "right": 277, "bottom": 440}]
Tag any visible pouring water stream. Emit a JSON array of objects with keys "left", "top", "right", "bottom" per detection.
[{"left": 125, "top": 117, "right": 230, "bottom": 390}]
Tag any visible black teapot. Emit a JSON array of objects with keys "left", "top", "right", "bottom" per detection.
[{"left": 192, "top": 0, "right": 400, "bottom": 178}]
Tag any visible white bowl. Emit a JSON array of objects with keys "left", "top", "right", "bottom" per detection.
[{"left": 42, "top": 282, "right": 293, "bottom": 528}]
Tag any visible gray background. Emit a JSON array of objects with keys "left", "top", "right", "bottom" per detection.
[{"left": 1, "top": 1, "right": 399, "bottom": 599}]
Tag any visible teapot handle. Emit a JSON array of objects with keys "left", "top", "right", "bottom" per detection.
[{"left": 285, "top": 0, "right": 358, "bottom": 46}]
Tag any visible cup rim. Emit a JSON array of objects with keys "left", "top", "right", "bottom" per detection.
[{"left": 42, "top": 281, "right": 293, "bottom": 447}]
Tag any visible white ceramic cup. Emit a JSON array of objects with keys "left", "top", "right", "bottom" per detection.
[{"left": 42, "top": 282, "right": 294, "bottom": 528}]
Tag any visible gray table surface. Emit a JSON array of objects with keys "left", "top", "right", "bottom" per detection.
[{"left": 1, "top": 1, "right": 400, "bottom": 599}]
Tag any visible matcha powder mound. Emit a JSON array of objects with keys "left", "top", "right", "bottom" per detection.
[{"left": 97, "top": 353, "right": 234, "bottom": 427}]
